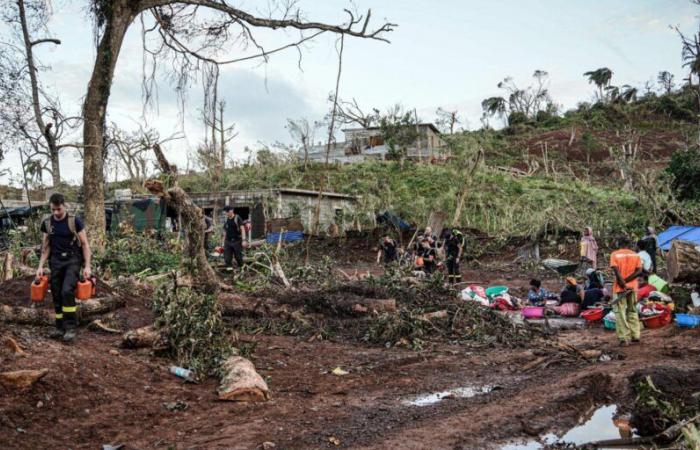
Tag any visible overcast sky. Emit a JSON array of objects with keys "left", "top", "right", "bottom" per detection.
[{"left": 0, "top": 0, "right": 696, "bottom": 185}]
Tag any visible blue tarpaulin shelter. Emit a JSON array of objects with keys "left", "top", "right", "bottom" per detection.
[{"left": 658, "top": 225, "right": 700, "bottom": 251}]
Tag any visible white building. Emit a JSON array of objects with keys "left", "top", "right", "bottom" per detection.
[{"left": 305, "top": 123, "right": 447, "bottom": 164}]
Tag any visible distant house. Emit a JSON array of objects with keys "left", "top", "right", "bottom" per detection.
[
  {"left": 306, "top": 123, "right": 447, "bottom": 164},
  {"left": 187, "top": 188, "right": 358, "bottom": 238}
]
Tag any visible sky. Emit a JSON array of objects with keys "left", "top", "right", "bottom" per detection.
[{"left": 0, "top": 0, "right": 697, "bottom": 185}]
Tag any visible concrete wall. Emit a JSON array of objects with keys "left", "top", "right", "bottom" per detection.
[{"left": 273, "top": 193, "right": 357, "bottom": 233}]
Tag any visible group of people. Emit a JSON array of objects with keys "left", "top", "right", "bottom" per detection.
[
  {"left": 377, "top": 226, "right": 467, "bottom": 284},
  {"left": 528, "top": 226, "right": 662, "bottom": 347}
]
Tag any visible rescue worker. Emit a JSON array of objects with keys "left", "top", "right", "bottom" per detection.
[
  {"left": 377, "top": 234, "right": 399, "bottom": 266},
  {"left": 610, "top": 238, "right": 644, "bottom": 346},
  {"left": 416, "top": 238, "right": 437, "bottom": 274},
  {"left": 222, "top": 207, "right": 247, "bottom": 270},
  {"left": 444, "top": 228, "right": 465, "bottom": 284},
  {"left": 36, "top": 193, "right": 92, "bottom": 343}
]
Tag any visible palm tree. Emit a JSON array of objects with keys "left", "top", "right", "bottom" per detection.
[
  {"left": 584, "top": 68, "right": 613, "bottom": 102},
  {"left": 619, "top": 85, "right": 638, "bottom": 103},
  {"left": 481, "top": 96, "right": 507, "bottom": 126}
]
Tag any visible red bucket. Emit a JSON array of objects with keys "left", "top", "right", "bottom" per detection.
[
  {"left": 582, "top": 308, "right": 604, "bottom": 322},
  {"left": 642, "top": 311, "right": 670, "bottom": 329}
]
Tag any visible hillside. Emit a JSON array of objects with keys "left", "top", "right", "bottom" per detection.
[{"left": 170, "top": 87, "right": 700, "bottom": 247}]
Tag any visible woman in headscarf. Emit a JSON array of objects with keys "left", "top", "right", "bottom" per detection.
[{"left": 580, "top": 227, "right": 599, "bottom": 270}]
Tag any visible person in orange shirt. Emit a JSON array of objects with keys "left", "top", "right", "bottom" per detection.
[{"left": 610, "top": 238, "right": 644, "bottom": 346}]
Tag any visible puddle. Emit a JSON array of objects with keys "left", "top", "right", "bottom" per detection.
[
  {"left": 501, "top": 405, "right": 637, "bottom": 449},
  {"left": 404, "top": 385, "right": 493, "bottom": 407}
]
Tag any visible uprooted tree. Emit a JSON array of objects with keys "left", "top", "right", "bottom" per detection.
[{"left": 80, "top": 0, "right": 395, "bottom": 251}]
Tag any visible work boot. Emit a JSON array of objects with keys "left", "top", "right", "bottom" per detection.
[
  {"left": 618, "top": 340, "right": 629, "bottom": 347},
  {"left": 62, "top": 329, "right": 76, "bottom": 343},
  {"left": 49, "top": 327, "right": 65, "bottom": 339},
  {"left": 631, "top": 338, "right": 640, "bottom": 344}
]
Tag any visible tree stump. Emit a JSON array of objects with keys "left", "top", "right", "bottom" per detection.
[{"left": 668, "top": 240, "right": 700, "bottom": 284}]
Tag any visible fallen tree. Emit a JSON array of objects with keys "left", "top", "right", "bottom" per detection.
[{"left": 0, "top": 296, "right": 126, "bottom": 326}]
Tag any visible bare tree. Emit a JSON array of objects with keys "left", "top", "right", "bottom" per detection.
[
  {"left": 0, "top": 0, "right": 82, "bottom": 187},
  {"left": 197, "top": 93, "right": 237, "bottom": 222},
  {"left": 105, "top": 123, "right": 168, "bottom": 190},
  {"left": 334, "top": 97, "right": 379, "bottom": 128},
  {"left": 481, "top": 70, "right": 557, "bottom": 126},
  {"left": 435, "top": 107, "right": 462, "bottom": 134},
  {"left": 80, "top": 1, "right": 395, "bottom": 250},
  {"left": 286, "top": 117, "right": 323, "bottom": 170}
]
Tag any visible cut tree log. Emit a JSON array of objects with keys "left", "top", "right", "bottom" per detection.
[
  {"left": 121, "top": 325, "right": 168, "bottom": 350},
  {"left": 0, "top": 296, "right": 125, "bottom": 326},
  {"left": 0, "top": 368, "right": 48, "bottom": 389},
  {"left": 418, "top": 310, "right": 448, "bottom": 321},
  {"left": 668, "top": 240, "right": 700, "bottom": 284},
  {"left": 217, "top": 356, "right": 270, "bottom": 402}
]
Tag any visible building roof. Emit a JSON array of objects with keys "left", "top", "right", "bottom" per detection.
[
  {"left": 187, "top": 188, "right": 357, "bottom": 201},
  {"left": 342, "top": 123, "right": 442, "bottom": 135}
]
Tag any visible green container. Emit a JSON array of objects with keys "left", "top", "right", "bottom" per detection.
[
  {"left": 604, "top": 317, "right": 616, "bottom": 330},
  {"left": 485, "top": 285, "right": 508, "bottom": 299}
]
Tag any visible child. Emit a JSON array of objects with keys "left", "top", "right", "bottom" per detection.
[{"left": 528, "top": 279, "right": 549, "bottom": 306}]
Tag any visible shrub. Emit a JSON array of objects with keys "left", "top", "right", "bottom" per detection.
[{"left": 667, "top": 147, "right": 700, "bottom": 201}]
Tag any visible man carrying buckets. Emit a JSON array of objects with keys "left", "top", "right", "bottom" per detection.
[
  {"left": 36, "top": 193, "right": 92, "bottom": 343},
  {"left": 610, "top": 237, "right": 643, "bottom": 347}
]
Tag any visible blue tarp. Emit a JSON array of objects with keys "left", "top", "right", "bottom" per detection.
[
  {"left": 376, "top": 211, "right": 411, "bottom": 231},
  {"left": 658, "top": 225, "right": 700, "bottom": 250},
  {"left": 266, "top": 231, "right": 304, "bottom": 244}
]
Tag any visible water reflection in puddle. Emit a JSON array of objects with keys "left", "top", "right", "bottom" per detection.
[
  {"left": 404, "top": 385, "right": 493, "bottom": 407},
  {"left": 501, "top": 405, "right": 636, "bottom": 449}
]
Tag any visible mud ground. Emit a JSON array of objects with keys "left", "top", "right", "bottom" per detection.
[{"left": 2, "top": 244, "right": 699, "bottom": 449}]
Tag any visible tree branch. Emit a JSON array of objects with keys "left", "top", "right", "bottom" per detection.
[{"left": 30, "top": 38, "right": 61, "bottom": 47}]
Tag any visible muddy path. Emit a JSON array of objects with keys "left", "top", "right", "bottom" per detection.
[
  {"left": 1, "top": 249, "right": 697, "bottom": 449},
  {"left": 2, "top": 316, "right": 700, "bottom": 450}
]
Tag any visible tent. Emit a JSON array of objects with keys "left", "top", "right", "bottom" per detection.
[{"left": 657, "top": 225, "right": 700, "bottom": 251}]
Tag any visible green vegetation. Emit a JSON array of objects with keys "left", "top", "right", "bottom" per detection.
[
  {"left": 153, "top": 282, "right": 235, "bottom": 379},
  {"left": 95, "top": 234, "right": 181, "bottom": 276}
]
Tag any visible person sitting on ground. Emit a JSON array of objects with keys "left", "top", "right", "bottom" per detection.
[
  {"left": 377, "top": 234, "right": 399, "bottom": 266},
  {"left": 416, "top": 238, "right": 437, "bottom": 274},
  {"left": 559, "top": 277, "right": 582, "bottom": 305},
  {"left": 610, "top": 237, "right": 644, "bottom": 346},
  {"left": 581, "top": 287, "right": 610, "bottom": 310},
  {"left": 528, "top": 279, "right": 550, "bottom": 306},
  {"left": 584, "top": 267, "right": 605, "bottom": 290},
  {"left": 636, "top": 240, "right": 652, "bottom": 274},
  {"left": 637, "top": 273, "right": 657, "bottom": 301}
]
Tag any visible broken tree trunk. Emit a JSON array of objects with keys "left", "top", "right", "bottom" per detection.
[
  {"left": 217, "top": 356, "right": 269, "bottom": 402},
  {"left": 668, "top": 240, "right": 700, "bottom": 284},
  {"left": 2, "top": 252, "right": 13, "bottom": 281},
  {"left": 0, "top": 296, "right": 125, "bottom": 326},
  {"left": 147, "top": 144, "right": 222, "bottom": 294},
  {"left": 0, "top": 368, "right": 48, "bottom": 390}
]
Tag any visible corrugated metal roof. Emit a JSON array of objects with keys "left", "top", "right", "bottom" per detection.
[{"left": 658, "top": 225, "right": 700, "bottom": 250}]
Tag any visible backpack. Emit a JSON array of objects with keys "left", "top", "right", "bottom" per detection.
[{"left": 42, "top": 214, "right": 82, "bottom": 248}]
